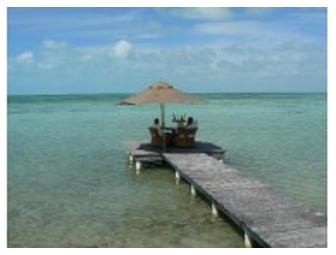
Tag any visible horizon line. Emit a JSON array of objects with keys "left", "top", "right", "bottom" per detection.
[{"left": 7, "top": 91, "right": 327, "bottom": 97}]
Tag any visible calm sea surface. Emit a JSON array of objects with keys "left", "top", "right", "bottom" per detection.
[{"left": 8, "top": 93, "right": 327, "bottom": 247}]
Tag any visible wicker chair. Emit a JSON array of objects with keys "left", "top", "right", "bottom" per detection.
[
  {"left": 148, "top": 127, "right": 174, "bottom": 147},
  {"left": 148, "top": 127, "right": 162, "bottom": 146},
  {"left": 174, "top": 127, "right": 198, "bottom": 148}
]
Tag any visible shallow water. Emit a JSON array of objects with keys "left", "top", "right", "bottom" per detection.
[{"left": 8, "top": 93, "right": 327, "bottom": 247}]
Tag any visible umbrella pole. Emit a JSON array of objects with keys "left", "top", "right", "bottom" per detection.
[
  {"left": 160, "top": 103, "right": 165, "bottom": 128},
  {"left": 160, "top": 104, "right": 166, "bottom": 152}
]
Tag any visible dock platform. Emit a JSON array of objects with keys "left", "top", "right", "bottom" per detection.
[
  {"left": 125, "top": 140, "right": 226, "bottom": 162},
  {"left": 125, "top": 141, "right": 327, "bottom": 248}
]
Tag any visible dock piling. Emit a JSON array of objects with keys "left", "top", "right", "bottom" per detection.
[
  {"left": 190, "top": 185, "right": 196, "bottom": 197},
  {"left": 175, "top": 171, "right": 181, "bottom": 184},
  {"left": 244, "top": 231, "right": 253, "bottom": 248},
  {"left": 135, "top": 161, "right": 142, "bottom": 170},
  {"left": 211, "top": 203, "right": 218, "bottom": 217},
  {"left": 135, "top": 161, "right": 142, "bottom": 175},
  {"left": 128, "top": 154, "right": 134, "bottom": 164}
]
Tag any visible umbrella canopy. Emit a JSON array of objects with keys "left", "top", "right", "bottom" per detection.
[
  {"left": 120, "top": 81, "right": 198, "bottom": 151},
  {"left": 120, "top": 81, "right": 197, "bottom": 105}
]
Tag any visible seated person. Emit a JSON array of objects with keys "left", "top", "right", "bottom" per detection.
[
  {"left": 186, "top": 117, "right": 198, "bottom": 128},
  {"left": 152, "top": 118, "right": 160, "bottom": 129},
  {"left": 149, "top": 118, "right": 162, "bottom": 146}
]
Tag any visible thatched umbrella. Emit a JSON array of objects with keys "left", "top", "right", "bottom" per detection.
[{"left": 120, "top": 81, "right": 198, "bottom": 150}]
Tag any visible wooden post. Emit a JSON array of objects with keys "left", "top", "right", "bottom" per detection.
[
  {"left": 135, "top": 161, "right": 142, "bottom": 174},
  {"left": 190, "top": 185, "right": 196, "bottom": 197},
  {"left": 211, "top": 203, "right": 218, "bottom": 217},
  {"left": 160, "top": 103, "right": 166, "bottom": 152},
  {"left": 160, "top": 103, "right": 165, "bottom": 128},
  {"left": 244, "top": 231, "right": 252, "bottom": 248},
  {"left": 128, "top": 154, "right": 134, "bottom": 164},
  {"left": 175, "top": 171, "right": 180, "bottom": 184}
]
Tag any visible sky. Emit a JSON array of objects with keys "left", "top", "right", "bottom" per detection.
[{"left": 8, "top": 7, "right": 327, "bottom": 94}]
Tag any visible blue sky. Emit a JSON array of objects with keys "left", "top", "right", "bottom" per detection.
[{"left": 8, "top": 7, "right": 327, "bottom": 94}]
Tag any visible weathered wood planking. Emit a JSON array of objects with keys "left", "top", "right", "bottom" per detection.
[
  {"left": 125, "top": 140, "right": 226, "bottom": 160},
  {"left": 162, "top": 153, "right": 327, "bottom": 248},
  {"left": 125, "top": 141, "right": 327, "bottom": 247}
]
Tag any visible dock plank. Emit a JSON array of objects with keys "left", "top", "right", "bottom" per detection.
[
  {"left": 124, "top": 141, "right": 226, "bottom": 160},
  {"left": 162, "top": 153, "right": 327, "bottom": 248}
]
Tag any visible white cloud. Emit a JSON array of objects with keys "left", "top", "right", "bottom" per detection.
[
  {"left": 243, "top": 8, "right": 275, "bottom": 17},
  {"left": 167, "top": 8, "right": 233, "bottom": 21},
  {"left": 193, "top": 20, "right": 321, "bottom": 47},
  {"left": 9, "top": 39, "right": 326, "bottom": 93},
  {"left": 114, "top": 40, "right": 133, "bottom": 58},
  {"left": 42, "top": 40, "right": 68, "bottom": 50},
  {"left": 15, "top": 51, "right": 34, "bottom": 64},
  {"left": 194, "top": 21, "right": 269, "bottom": 36},
  {"left": 135, "top": 33, "right": 164, "bottom": 39},
  {"left": 30, "top": 40, "right": 71, "bottom": 70}
]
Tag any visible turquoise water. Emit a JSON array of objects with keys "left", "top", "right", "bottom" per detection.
[{"left": 8, "top": 93, "right": 327, "bottom": 247}]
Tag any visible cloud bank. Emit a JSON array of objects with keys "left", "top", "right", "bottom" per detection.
[{"left": 8, "top": 8, "right": 327, "bottom": 94}]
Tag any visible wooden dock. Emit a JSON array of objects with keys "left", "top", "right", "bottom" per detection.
[{"left": 125, "top": 141, "right": 327, "bottom": 248}]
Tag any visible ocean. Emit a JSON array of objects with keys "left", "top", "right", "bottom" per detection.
[{"left": 8, "top": 93, "right": 327, "bottom": 247}]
